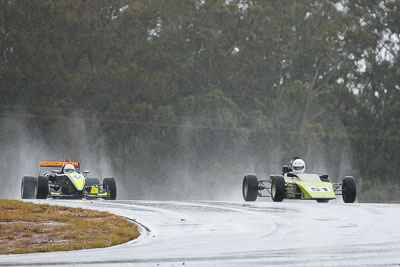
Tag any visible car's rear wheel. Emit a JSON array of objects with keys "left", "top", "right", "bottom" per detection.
[
  {"left": 242, "top": 174, "right": 259, "bottom": 201},
  {"left": 36, "top": 176, "right": 49, "bottom": 199},
  {"left": 271, "top": 176, "right": 285, "bottom": 202},
  {"left": 342, "top": 176, "right": 356, "bottom": 203},
  {"left": 103, "top": 177, "right": 117, "bottom": 200},
  {"left": 21, "top": 176, "right": 37, "bottom": 199}
]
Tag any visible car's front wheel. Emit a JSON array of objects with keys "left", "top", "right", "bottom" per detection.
[
  {"left": 342, "top": 176, "right": 356, "bottom": 203},
  {"left": 271, "top": 176, "right": 285, "bottom": 202},
  {"left": 36, "top": 176, "right": 49, "bottom": 199},
  {"left": 242, "top": 174, "right": 259, "bottom": 201},
  {"left": 103, "top": 177, "right": 117, "bottom": 200}
]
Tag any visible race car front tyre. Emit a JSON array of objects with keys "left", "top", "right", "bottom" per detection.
[
  {"left": 242, "top": 174, "right": 259, "bottom": 201},
  {"left": 271, "top": 176, "right": 285, "bottom": 202},
  {"left": 342, "top": 176, "right": 356, "bottom": 203},
  {"left": 21, "top": 176, "right": 37, "bottom": 199},
  {"left": 103, "top": 177, "right": 117, "bottom": 200},
  {"left": 36, "top": 176, "right": 49, "bottom": 199}
]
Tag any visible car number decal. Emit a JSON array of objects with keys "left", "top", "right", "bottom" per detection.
[{"left": 307, "top": 186, "right": 330, "bottom": 192}]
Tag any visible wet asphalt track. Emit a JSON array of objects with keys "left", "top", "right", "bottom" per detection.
[{"left": 1, "top": 200, "right": 400, "bottom": 266}]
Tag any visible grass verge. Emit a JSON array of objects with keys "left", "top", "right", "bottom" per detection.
[{"left": 0, "top": 199, "right": 139, "bottom": 254}]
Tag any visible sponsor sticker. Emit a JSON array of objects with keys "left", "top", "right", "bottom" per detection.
[
  {"left": 40, "top": 161, "right": 79, "bottom": 167},
  {"left": 307, "top": 186, "right": 331, "bottom": 192}
]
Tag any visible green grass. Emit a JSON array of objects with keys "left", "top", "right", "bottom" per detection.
[{"left": 0, "top": 199, "right": 139, "bottom": 254}]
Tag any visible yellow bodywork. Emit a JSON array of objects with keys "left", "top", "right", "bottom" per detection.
[
  {"left": 285, "top": 173, "right": 336, "bottom": 200},
  {"left": 68, "top": 172, "right": 85, "bottom": 191},
  {"left": 90, "top": 187, "right": 99, "bottom": 194}
]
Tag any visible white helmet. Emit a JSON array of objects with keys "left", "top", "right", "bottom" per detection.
[
  {"left": 292, "top": 159, "right": 305, "bottom": 174},
  {"left": 64, "top": 164, "right": 75, "bottom": 173}
]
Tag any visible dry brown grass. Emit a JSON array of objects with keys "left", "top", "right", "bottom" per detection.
[{"left": 0, "top": 199, "right": 139, "bottom": 254}]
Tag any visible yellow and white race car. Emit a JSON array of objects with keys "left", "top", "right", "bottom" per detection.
[
  {"left": 21, "top": 159, "right": 117, "bottom": 200},
  {"left": 242, "top": 164, "right": 356, "bottom": 203}
]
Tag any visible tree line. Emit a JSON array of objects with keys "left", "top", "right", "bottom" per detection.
[{"left": 0, "top": 0, "right": 399, "bottom": 201}]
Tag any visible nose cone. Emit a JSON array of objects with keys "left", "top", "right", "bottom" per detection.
[{"left": 68, "top": 173, "right": 85, "bottom": 191}]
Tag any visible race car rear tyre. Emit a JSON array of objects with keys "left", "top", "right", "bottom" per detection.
[
  {"left": 36, "top": 176, "right": 49, "bottom": 199},
  {"left": 21, "top": 176, "right": 37, "bottom": 199},
  {"left": 85, "top": 178, "right": 100, "bottom": 186},
  {"left": 342, "top": 176, "right": 356, "bottom": 203},
  {"left": 242, "top": 174, "right": 259, "bottom": 201},
  {"left": 103, "top": 177, "right": 117, "bottom": 200},
  {"left": 271, "top": 176, "right": 285, "bottom": 202}
]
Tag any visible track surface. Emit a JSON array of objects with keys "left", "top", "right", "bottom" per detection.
[{"left": 1, "top": 200, "right": 400, "bottom": 266}]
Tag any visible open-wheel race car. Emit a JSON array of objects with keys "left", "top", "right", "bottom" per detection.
[
  {"left": 242, "top": 158, "right": 356, "bottom": 203},
  {"left": 21, "top": 159, "right": 117, "bottom": 200}
]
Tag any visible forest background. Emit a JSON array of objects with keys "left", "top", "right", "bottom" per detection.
[{"left": 1, "top": 0, "right": 399, "bottom": 202}]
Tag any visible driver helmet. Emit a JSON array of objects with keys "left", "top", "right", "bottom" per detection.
[
  {"left": 291, "top": 158, "right": 305, "bottom": 174},
  {"left": 64, "top": 164, "right": 75, "bottom": 173}
]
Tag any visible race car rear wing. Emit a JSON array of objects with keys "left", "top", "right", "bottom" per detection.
[{"left": 40, "top": 161, "right": 80, "bottom": 168}]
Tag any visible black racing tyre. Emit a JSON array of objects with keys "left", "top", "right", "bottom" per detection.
[
  {"left": 85, "top": 178, "right": 100, "bottom": 186},
  {"left": 21, "top": 176, "right": 37, "bottom": 199},
  {"left": 103, "top": 177, "right": 117, "bottom": 200},
  {"left": 342, "top": 176, "right": 356, "bottom": 203},
  {"left": 271, "top": 176, "right": 285, "bottom": 202},
  {"left": 242, "top": 174, "right": 259, "bottom": 201},
  {"left": 36, "top": 176, "right": 49, "bottom": 199}
]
